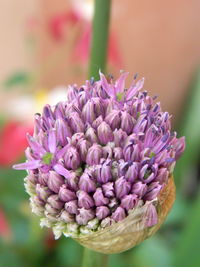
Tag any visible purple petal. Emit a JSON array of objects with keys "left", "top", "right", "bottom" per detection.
[
  {"left": 115, "top": 72, "right": 129, "bottom": 94},
  {"left": 126, "top": 77, "right": 145, "bottom": 101},
  {"left": 48, "top": 129, "right": 57, "bottom": 153},
  {"left": 13, "top": 160, "right": 42, "bottom": 170},
  {"left": 99, "top": 71, "right": 115, "bottom": 98},
  {"left": 26, "top": 133, "right": 46, "bottom": 156},
  {"left": 53, "top": 164, "right": 72, "bottom": 179}
]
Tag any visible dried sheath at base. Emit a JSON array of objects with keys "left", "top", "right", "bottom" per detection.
[{"left": 74, "top": 176, "right": 175, "bottom": 254}]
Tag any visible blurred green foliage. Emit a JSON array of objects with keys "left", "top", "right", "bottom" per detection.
[
  {"left": 3, "top": 72, "right": 32, "bottom": 90},
  {"left": 1, "top": 69, "right": 200, "bottom": 267}
]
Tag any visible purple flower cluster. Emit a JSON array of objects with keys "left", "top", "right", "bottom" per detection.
[{"left": 13, "top": 72, "right": 185, "bottom": 238}]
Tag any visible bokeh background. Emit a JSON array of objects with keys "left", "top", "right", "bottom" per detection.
[{"left": 0, "top": 0, "right": 200, "bottom": 266}]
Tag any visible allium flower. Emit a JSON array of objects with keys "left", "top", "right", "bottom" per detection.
[{"left": 13, "top": 72, "right": 185, "bottom": 253}]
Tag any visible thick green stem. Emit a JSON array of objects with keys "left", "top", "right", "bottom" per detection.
[
  {"left": 89, "top": 0, "right": 111, "bottom": 80},
  {"left": 82, "top": 1, "right": 111, "bottom": 266},
  {"left": 82, "top": 248, "right": 108, "bottom": 267}
]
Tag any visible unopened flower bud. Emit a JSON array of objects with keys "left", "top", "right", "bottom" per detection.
[
  {"left": 174, "top": 136, "right": 185, "bottom": 160},
  {"left": 139, "top": 164, "right": 157, "bottom": 183},
  {"left": 97, "top": 122, "right": 114, "bottom": 145},
  {"left": 132, "top": 184, "right": 146, "bottom": 201},
  {"left": 48, "top": 171, "right": 64, "bottom": 193},
  {"left": 47, "top": 194, "right": 64, "bottom": 209},
  {"left": 79, "top": 172, "right": 96, "bottom": 193},
  {"left": 92, "top": 115, "right": 103, "bottom": 129},
  {"left": 85, "top": 127, "right": 98, "bottom": 143},
  {"left": 31, "top": 200, "right": 44, "bottom": 216},
  {"left": 55, "top": 118, "right": 72, "bottom": 146},
  {"left": 78, "top": 139, "right": 91, "bottom": 161},
  {"left": 77, "top": 190, "right": 94, "bottom": 209},
  {"left": 102, "top": 145, "right": 113, "bottom": 159},
  {"left": 32, "top": 195, "right": 45, "bottom": 206},
  {"left": 93, "top": 188, "right": 109, "bottom": 206},
  {"left": 121, "top": 194, "right": 138, "bottom": 211},
  {"left": 115, "top": 177, "right": 131, "bottom": 199},
  {"left": 66, "top": 172, "right": 79, "bottom": 191},
  {"left": 76, "top": 208, "right": 95, "bottom": 225},
  {"left": 154, "top": 168, "right": 169, "bottom": 183},
  {"left": 121, "top": 111, "right": 134, "bottom": 134},
  {"left": 65, "top": 200, "right": 78, "bottom": 214},
  {"left": 105, "top": 110, "right": 121, "bottom": 130},
  {"left": 69, "top": 112, "right": 84, "bottom": 133},
  {"left": 145, "top": 203, "right": 158, "bottom": 227},
  {"left": 64, "top": 146, "right": 80, "bottom": 170},
  {"left": 82, "top": 99, "right": 96, "bottom": 124},
  {"left": 67, "top": 85, "right": 78, "bottom": 102},
  {"left": 125, "top": 162, "right": 139, "bottom": 183},
  {"left": 111, "top": 207, "right": 126, "bottom": 222},
  {"left": 86, "top": 144, "right": 102, "bottom": 166},
  {"left": 95, "top": 160, "right": 112, "bottom": 184},
  {"left": 60, "top": 210, "right": 75, "bottom": 223},
  {"left": 58, "top": 184, "right": 76, "bottom": 202},
  {"left": 70, "top": 133, "right": 84, "bottom": 145},
  {"left": 102, "top": 182, "right": 115, "bottom": 198},
  {"left": 113, "top": 147, "right": 123, "bottom": 160},
  {"left": 113, "top": 129, "right": 127, "bottom": 147},
  {"left": 96, "top": 206, "right": 110, "bottom": 220},
  {"left": 36, "top": 184, "right": 51, "bottom": 201},
  {"left": 45, "top": 203, "right": 58, "bottom": 215},
  {"left": 38, "top": 172, "right": 49, "bottom": 186},
  {"left": 144, "top": 182, "right": 162, "bottom": 201},
  {"left": 27, "top": 171, "right": 38, "bottom": 184}
]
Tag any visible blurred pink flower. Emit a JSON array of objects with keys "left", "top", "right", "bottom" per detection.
[
  {"left": 0, "top": 121, "right": 33, "bottom": 167},
  {"left": 49, "top": 9, "right": 123, "bottom": 67},
  {"left": 49, "top": 11, "right": 79, "bottom": 41}
]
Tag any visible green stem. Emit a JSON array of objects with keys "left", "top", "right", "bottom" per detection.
[
  {"left": 89, "top": 0, "right": 112, "bottom": 80},
  {"left": 82, "top": 248, "right": 108, "bottom": 267},
  {"left": 82, "top": 1, "right": 111, "bottom": 266}
]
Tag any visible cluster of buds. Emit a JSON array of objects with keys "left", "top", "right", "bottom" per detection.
[{"left": 13, "top": 72, "right": 185, "bottom": 247}]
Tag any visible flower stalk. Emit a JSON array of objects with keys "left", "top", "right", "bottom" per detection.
[
  {"left": 82, "top": 248, "right": 108, "bottom": 267},
  {"left": 86, "top": 0, "right": 111, "bottom": 265},
  {"left": 89, "top": 0, "right": 111, "bottom": 80}
]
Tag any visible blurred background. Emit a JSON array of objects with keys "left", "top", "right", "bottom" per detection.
[{"left": 0, "top": 0, "right": 200, "bottom": 266}]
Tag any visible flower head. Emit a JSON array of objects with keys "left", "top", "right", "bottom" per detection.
[{"left": 13, "top": 72, "right": 185, "bottom": 253}]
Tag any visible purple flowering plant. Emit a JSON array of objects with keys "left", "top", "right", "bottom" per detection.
[{"left": 13, "top": 72, "right": 185, "bottom": 249}]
